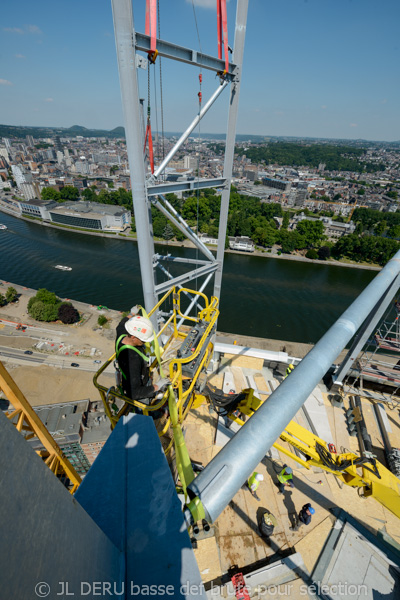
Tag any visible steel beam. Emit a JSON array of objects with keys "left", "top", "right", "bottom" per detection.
[
  {"left": 333, "top": 273, "right": 400, "bottom": 386},
  {"left": 155, "top": 195, "right": 216, "bottom": 262},
  {"left": 112, "top": 0, "right": 157, "bottom": 313},
  {"left": 155, "top": 263, "right": 219, "bottom": 295},
  {"left": 135, "top": 33, "right": 236, "bottom": 79},
  {"left": 156, "top": 255, "right": 211, "bottom": 266},
  {"left": 188, "top": 250, "right": 400, "bottom": 523},
  {"left": 147, "top": 178, "right": 226, "bottom": 197},
  {"left": 156, "top": 263, "right": 204, "bottom": 313},
  {"left": 152, "top": 83, "right": 228, "bottom": 180},
  {"left": 214, "top": 0, "right": 249, "bottom": 301}
]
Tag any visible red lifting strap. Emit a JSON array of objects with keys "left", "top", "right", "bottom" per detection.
[
  {"left": 217, "top": 0, "right": 229, "bottom": 74},
  {"left": 144, "top": 122, "right": 154, "bottom": 174},
  {"left": 145, "top": 0, "right": 157, "bottom": 54}
]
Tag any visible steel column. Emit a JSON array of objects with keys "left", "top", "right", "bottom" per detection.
[
  {"left": 188, "top": 251, "right": 400, "bottom": 523},
  {"left": 214, "top": 0, "right": 249, "bottom": 301},
  {"left": 111, "top": 0, "right": 157, "bottom": 313}
]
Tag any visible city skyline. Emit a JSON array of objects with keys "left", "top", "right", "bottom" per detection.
[{"left": 1, "top": 0, "right": 400, "bottom": 142}]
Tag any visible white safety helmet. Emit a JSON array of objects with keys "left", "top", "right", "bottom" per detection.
[
  {"left": 125, "top": 315, "right": 154, "bottom": 342},
  {"left": 255, "top": 473, "right": 264, "bottom": 481}
]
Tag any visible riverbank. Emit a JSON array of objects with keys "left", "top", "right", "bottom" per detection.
[
  {"left": 0, "top": 202, "right": 381, "bottom": 271},
  {"left": 0, "top": 279, "right": 349, "bottom": 366}
]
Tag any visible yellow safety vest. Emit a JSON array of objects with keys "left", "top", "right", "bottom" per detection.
[
  {"left": 248, "top": 472, "right": 260, "bottom": 491},
  {"left": 277, "top": 468, "right": 292, "bottom": 484}
]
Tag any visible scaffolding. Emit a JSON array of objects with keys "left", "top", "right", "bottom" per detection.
[{"left": 342, "top": 301, "right": 400, "bottom": 406}]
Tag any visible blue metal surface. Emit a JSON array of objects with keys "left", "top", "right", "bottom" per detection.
[
  {"left": 76, "top": 414, "right": 205, "bottom": 599},
  {"left": 0, "top": 410, "right": 122, "bottom": 600}
]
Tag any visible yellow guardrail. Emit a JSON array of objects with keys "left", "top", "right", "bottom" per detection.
[{"left": 93, "top": 287, "right": 219, "bottom": 454}]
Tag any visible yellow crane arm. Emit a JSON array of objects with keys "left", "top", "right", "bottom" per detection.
[
  {"left": 227, "top": 389, "right": 400, "bottom": 520},
  {"left": 0, "top": 361, "right": 82, "bottom": 493}
]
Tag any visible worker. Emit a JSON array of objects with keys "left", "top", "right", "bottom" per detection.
[
  {"left": 285, "top": 363, "right": 294, "bottom": 378},
  {"left": 258, "top": 511, "right": 278, "bottom": 538},
  {"left": 115, "top": 311, "right": 165, "bottom": 405},
  {"left": 247, "top": 472, "right": 263, "bottom": 501},
  {"left": 290, "top": 503, "right": 315, "bottom": 531},
  {"left": 277, "top": 465, "right": 294, "bottom": 494}
]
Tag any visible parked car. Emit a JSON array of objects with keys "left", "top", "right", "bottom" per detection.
[
  {"left": 24, "top": 350, "right": 33, "bottom": 355},
  {"left": 71, "top": 363, "right": 79, "bottom": 367},
  {"left": 93, "top": 360, "right": 101, "bottom": 364}
]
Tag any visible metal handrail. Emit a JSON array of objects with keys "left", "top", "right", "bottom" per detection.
[{"left": 93, "top": 287, "right": 219, "bottom": 451}]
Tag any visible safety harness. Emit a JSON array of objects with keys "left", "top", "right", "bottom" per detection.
[{"left": 115, "top": 334, "right": 149, "bottom": 381}]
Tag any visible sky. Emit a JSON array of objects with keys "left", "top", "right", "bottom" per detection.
[{"left": 1, "top": 0, "right": 399, "bottom": 142}]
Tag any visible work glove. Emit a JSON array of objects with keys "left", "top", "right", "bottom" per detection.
[
  {"left": 156, "top": 377, "right": 171, "bottom": 390},
  {"left": 130, "top": 305, "right": 140, "bottom": 316}
]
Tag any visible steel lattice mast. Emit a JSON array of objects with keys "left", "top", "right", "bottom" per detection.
[{"left": 111, "top": 0, "right": 248, "bottom": 318}]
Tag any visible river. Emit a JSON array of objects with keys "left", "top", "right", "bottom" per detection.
[{"left": 0, "top": 212, "right": 376, "bottom": 344}]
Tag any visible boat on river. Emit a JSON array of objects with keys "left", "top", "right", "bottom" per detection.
[
  {"left": 0, "top": 224, "right": 7, "bottom": 230},
  {"left": 54, "top": 265, "right": 72, "bottom": 271}
]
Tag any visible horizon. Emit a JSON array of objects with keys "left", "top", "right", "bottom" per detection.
[
  {"left": 1, "top": 122, "right": 399, "bottom": 145},
  {"left": 1, "top": 0, "right": 400, "bottom": 141}
]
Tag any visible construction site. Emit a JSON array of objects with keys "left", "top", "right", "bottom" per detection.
[{"left": 2, "top": 1, "right": 400, "bottom": 599}]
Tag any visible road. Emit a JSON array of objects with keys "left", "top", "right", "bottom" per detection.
[{"left": 0, "top": 345, "right": 111, "bottom": 373}]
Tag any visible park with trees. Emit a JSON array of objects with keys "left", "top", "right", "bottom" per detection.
[
  {"left": 235, "top": 142, "right": 385, "bottom": 173},
  {"left": 0, "top": 286, "right": 18, "bottom": 307},
  {"left": 27, "top": 288, "right": 80, "bottom": 323},
  {"left": 37, "top": 180, "right": 400, "bottom": 267}
]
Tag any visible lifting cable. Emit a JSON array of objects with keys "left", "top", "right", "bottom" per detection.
[{"left": 191, "top": 0, "right": 204, "bottom": 292}]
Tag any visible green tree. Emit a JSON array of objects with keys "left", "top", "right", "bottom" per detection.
[
  {"left": 357, "top": 187, "right": 365, "bottom": 196},
  {"left": 43, "top": 304, "right": 59, "bottom": 321},
  {"left": 58, "top": 303, "right": 80, "bottom": 324},
  {"left": 60, "top": 186, "right": 80, "bottom": 201},
  {"left": 318, "top": 246, "right": 331, "bottom": 260},
  {"left": 0, "top": 294, "right": 6, "bottom": 307},
  {"left": 98, "top": 315, "right": 108, "bottom": 326},
  {"left": 182, "top": 196, "right": 211, "bottom": 224},
  {"left": 6, "top": 286, "right": 18, "bottom": 303},
  {"left": 82, "top": 188, "right": 97, "bottom": 202},
  {"left": 35, "top": 288, "right": 60, "bottom": 305},
  {"left": 388, "top": 224, "right": 400, "bottom": 239},
  {"left": 152, "top": 214, "right": 167, "bottom": 237},
  {"left": 296, "top": 220, "right": 325, "bottom": 246},
  {"left": 374, "top": 220, "right": 387, "bottom": 236},
  {"left": 282, "top": 212, "right": 290, "bottom": 230},
  {"left": 163, "top": 224, "right": 174, "bottom": 240},
  {"left": 306, "top": 249, "right": 318, "bottom": 259},
  {"left": 41, "top": 187, "right": 61, "bottom": 201},
  {"left": 29, "top": 301, "right": 47, "bottom": 321}
]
